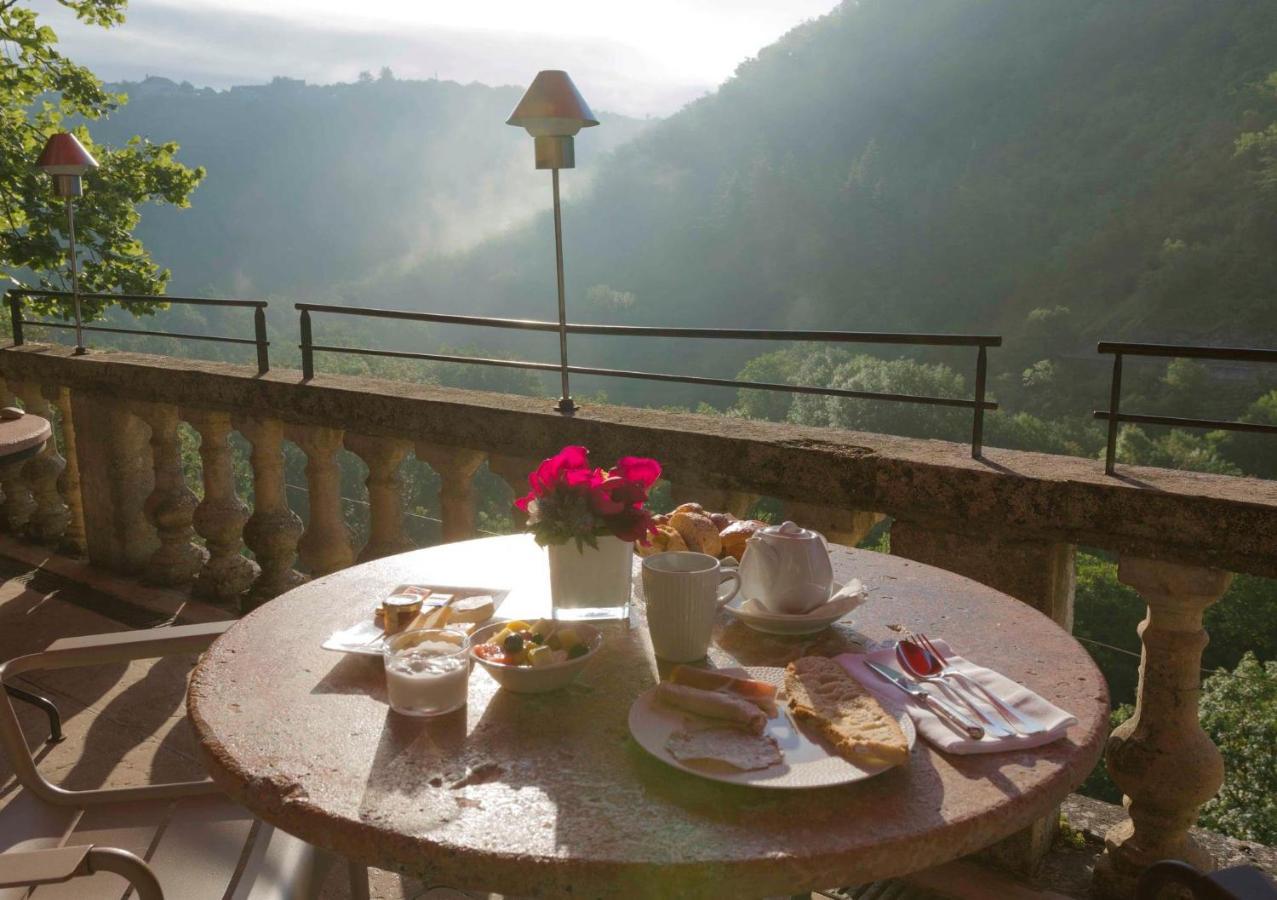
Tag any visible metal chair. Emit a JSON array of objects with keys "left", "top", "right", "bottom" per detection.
[
  {"left": 1137, "top": 859, "right": 1277, "bottom": 900},
  {"left": 0, "top": 621, "right": 330, "bottom": 898}
]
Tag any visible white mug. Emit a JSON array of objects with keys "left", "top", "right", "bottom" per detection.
[{"left": 642, "top": 552, "right": 741, "bottom": 662}]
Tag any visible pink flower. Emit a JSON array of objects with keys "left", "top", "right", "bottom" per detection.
[
  {"left": 613, "top": 456, "right": 661, "bottom": 488},
  {"left": 514, "top": 446, "right": 663, "bottom": 547},
  {"left": 529, "top": 445, "right": 590, "bottom": 493}
]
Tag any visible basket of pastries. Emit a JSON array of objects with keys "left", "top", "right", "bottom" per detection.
[{"left": 639, "top": 502, "right": 768, "bottom": 563}]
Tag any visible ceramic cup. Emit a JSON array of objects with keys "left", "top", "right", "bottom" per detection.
[{"left": 642, "top": 551, "right": 741, "bottom": 662}]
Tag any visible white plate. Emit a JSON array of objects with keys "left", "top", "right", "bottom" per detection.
[
  {"left": 628, "top": 666, "right": 915, "bottom": 789},
  {"left": 724, "top": 581, "right": 864, "bottom": 635},
  {"left": 320, "top": 585, "right": 509, "bottom": 657}
]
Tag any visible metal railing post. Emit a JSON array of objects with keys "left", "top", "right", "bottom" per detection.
[
  {"left": 550, "top": 168, "right": 575, "bottom": 413},
  {"left": 300, "top": 308, "right": 314, "bottom": 380},
  {"left": 1104, "top": 351, "right": 1123, "bottom": 475},
  {"left": 8, "top": 292, "right": 22, "bottom": 347},
  {"left": 971, "top": 345, "right": 988, "bottom": 458},
  {"left": 254, "top": 306, "right": 269, "bottom": 375}
]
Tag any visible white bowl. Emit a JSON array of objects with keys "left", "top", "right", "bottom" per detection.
[{"left": 469, "top": 620, "right": 603, "bottom": 693}]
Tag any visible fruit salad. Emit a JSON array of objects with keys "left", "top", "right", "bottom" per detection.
[{"left": 472, "top": 619, "right": 590, "bottom": 667}]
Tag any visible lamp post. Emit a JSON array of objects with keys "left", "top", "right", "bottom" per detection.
[
  {"left": 35, "top": 132, "right": 99, "bottom": 355},
  {"left": 506, "top": 70, "right": 598, "bottom": 414}
]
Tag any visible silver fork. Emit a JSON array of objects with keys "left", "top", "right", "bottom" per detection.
[{"left": 915, "top": 632, "right": 1048, "bottom": 736}]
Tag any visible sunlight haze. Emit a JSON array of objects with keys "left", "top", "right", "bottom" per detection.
[{"left": 48, "top": 0, "right": 842, "bottom": 115}]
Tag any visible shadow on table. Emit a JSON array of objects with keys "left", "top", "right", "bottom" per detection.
[{"left": 310, "top": 652, "right": 385, "bottom": 701}]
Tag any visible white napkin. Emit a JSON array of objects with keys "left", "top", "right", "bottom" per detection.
[
  {"left": 836, "top": 639, "right": 1078, "bottom": 755},
  {"left": 740, "top": 579, "right": 867, "bottom": 620}
]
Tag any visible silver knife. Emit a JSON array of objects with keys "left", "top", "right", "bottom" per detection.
[{"left": 865, "top": 661, "right": 985, "bottom": 740}]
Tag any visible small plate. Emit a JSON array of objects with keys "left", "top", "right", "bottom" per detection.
[
  {"left": 724, "top": 581, "right": 865, "bottom": 635},
  {"left": 628, "top": 666, "right": 915, "bottom": 789},
  {"left": 321, "top": 585, "right": 509, "bottom": 657}
]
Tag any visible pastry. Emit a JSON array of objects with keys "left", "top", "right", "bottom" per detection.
[
  {"left": 708, "top": 511, "right": 737, "bottom": 530},
  {"left": 784, "top": 656, "right": 909, "bottom": 767},
  {"left": 719, "top": 519, "right": 765, "bottom": 562},
  {"left": 673, "top": 502, "right": 705, "bottom": 516},
  {"left": 636, "top": 524, "right": 688, "bottom": 557},
  {"left": 669, "top": 511, "right": 722, "bottom": 557}
]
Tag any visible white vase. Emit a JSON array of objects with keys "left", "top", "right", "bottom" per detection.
[{"left": 547, "top": 535, "right": 634, "bottom": 621}]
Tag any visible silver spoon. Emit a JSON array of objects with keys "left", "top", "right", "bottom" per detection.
[{"left": 895, "top": 641, "right": 1016, "bottom": 738}]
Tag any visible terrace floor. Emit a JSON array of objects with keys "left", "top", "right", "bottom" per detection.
[{"left": 0, "top": 539, "right": 1270, "bottom": 900}]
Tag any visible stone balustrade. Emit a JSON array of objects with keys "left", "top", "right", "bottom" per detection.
[{"left": 0, "top": 344, "right": 1274, "bottom": 897}]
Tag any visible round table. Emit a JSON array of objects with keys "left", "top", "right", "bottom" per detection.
[{"left": 188, "top": 535, "right": 1108, "bottom": 898}]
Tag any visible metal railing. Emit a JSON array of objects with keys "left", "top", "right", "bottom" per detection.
[
  {"left": 1094, "top": 341, "right": 1277, "bottom": 474},
  {"left": 295, "top": 303, "right": 1001, "bottom": 457},
  {"left": 7, "top": 289, "right": 271, "bottom": 375}
]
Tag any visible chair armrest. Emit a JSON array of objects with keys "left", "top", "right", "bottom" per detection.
[
  {"left": 4, "top": 621, "right": 232, "bottom": 680},
  {"left": 0, "top": 845, "right": 162, "bottom": 898},
  {"left": 0, "top": 622, "right": 231, "bottom": 807}
]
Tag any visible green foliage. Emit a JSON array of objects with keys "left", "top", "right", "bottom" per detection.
[
  {"left": 0, "top": 1, "right": 203, "bottom": 318},
  {"left": 1198, "top": 654, "right": 1277, "bottom": 843},
  {"left": 1113, "top": 425, "right": 1240, "bottom": 475},
  {"left": 1221, "top": 390, "right": 1277, "bottom": 479}
]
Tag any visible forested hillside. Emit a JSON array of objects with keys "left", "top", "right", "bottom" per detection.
[
  {"left": 390, "top": 0, "right": 1277, "bottom": 372},
  {"left": 86, "top": 74, "right": 651, "bottom": 297}
]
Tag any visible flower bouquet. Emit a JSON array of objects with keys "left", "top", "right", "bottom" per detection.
[{"left": 516, "top": 446, "right": 661, "bottom": 620}]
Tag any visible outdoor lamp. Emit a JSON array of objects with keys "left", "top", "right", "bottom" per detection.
[
  {"left": 507, "top": 70, "right": 598, "bottom": 413},
  {"left": 35, "top": 132, "right": 99, "bottom": 355}
]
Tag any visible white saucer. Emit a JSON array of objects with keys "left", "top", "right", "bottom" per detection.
[{"left": 724, "top": 581, "right": 866, "bottom": 635}]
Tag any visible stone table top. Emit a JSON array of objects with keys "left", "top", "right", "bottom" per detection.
[
  {"left": 187, "top": 535, "right": 1109, "bottom": 898},
  {"left": 0, "top": 410, "right": 50, "bottom": 460}
]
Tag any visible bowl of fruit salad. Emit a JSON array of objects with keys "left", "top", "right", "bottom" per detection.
[{"left": 470, "top": 619, "right": 602, "bottom": 693}]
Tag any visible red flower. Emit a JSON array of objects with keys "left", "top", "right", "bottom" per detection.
[
  {"left": 613, "top": 456, "right": 661, "bottom": 488},
  {"left": 515, "top": 446, "right": 662, "bottom": 546}
]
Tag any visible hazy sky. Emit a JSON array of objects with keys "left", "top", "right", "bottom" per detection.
[{"left": 46, "top": 0, "right": 842, "bottom": 117}]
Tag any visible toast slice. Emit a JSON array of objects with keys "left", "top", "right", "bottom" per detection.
[{"left": 784, "top": 656, "right": 909, "bottom": 767}]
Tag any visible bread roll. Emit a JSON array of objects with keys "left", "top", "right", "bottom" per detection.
[
  {"left": 708, "top": 511, "right": 737, "bottom": 530},
  {"left": 669, "top": 511, "right": 722, "bottom": 557},
  {"left": 673, "top": 502, "right": 705, "bottom": 516},
  {"left": 720, "top": 519, "right": 765, "bottom": 561},
  {"left": 636, "top": 524, "right": 688, "bottom": 557}
]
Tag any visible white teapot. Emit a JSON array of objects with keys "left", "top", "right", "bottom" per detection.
[{"left": 738, "top": 521, "right": 835, "bottom": 614}]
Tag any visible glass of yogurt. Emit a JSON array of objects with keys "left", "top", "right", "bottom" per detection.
[{"left": 382, "top": 628, "right": 470, "bottom": 717}]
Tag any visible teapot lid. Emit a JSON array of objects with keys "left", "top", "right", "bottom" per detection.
[{"left": 759, "top": 520, "right": 821, "bottom": 540}]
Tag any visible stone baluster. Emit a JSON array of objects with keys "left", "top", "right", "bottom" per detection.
[
  {"left": 781, "top": 500, "right": 883, "bottom": 547},
  {"left": 137, "top": 403, "right": 207, "bottom": 586},
  {"left": 185, "top": 409, "right": 259, "bottom": 606},
  {"left": 0, "top": 377, "right": 34, "bottom": 535},
  {"left": 0, "top": 446, "right": 34, "bottom": 535},
  {"left": 1093, "top": 557, "right": 1233, "bottom": 898},
  {"left": 68, "top": 392, "right": 157, "bottom": 573},
  {"left": 12, "top": 382, "right": 69, "bottom": 544},
  {"left": 46, "top": 385, "right": 87, "bottom": 555},
  {"left": 235, "top": 415, "right": 304, "bottom": 604},
  {"left": 669, "top": 483, "right": 757, "bottom": 519},
  {"left": 344, "top": 434, "right": 414, "bottom": 562},
  {"left": 487, "top": 453, "right": 539, "bottom": 529},
  {"left": 415, "top": 443, "right": 485, "bottom": 543},
  {"left": 287, "top": 424, "right": 355, "bottom": 576}
]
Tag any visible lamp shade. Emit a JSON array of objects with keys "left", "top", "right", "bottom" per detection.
[
  {"left": 506, "top": 70, "right": 598, "bottom": 138},
  {"left": 35, "top": 133, "right": 98, "bottom": 176}
]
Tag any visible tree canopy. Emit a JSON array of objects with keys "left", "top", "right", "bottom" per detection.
[{"left": 0, "top": 0, "right": 203, "bottom": 318}]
